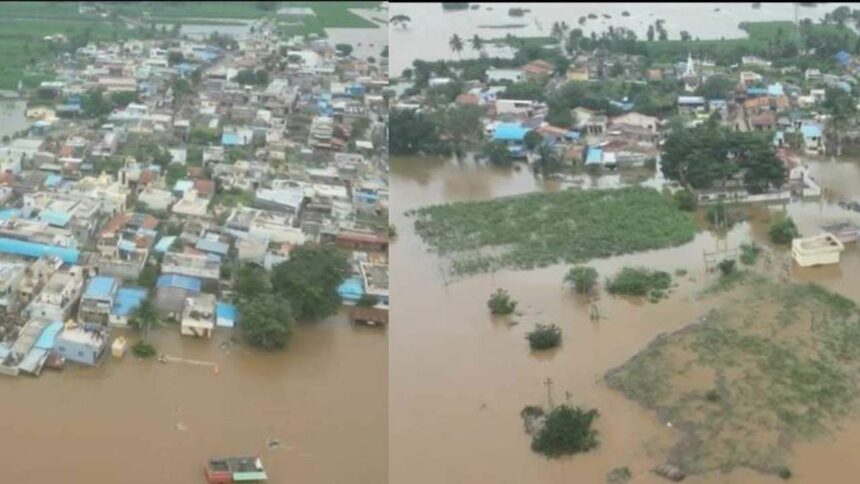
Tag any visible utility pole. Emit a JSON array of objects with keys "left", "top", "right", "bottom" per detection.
[{"left": 543, "top": 377, "right": 555, "bottom": 409}]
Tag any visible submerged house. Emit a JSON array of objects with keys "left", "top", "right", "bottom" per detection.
[
  {"left": 180, "top": 293, "right": 216, "bottom": 338},
  {"left": 492, "top": 123, "right": 530, "bottom": 158},
  {"left": 801, "top": 124, "right": 824, "bottom": 154},
  {"left": 155, "top": 274, "right": 202, "bottom": 317},
  {"left": 54, "top": 323, "right": 109, "bottom": 366},
  {"left": 78, "top": 276, "right": 119, "bottom": 325}
]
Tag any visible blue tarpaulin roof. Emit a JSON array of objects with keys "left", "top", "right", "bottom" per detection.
[
  {"left": 195, "top": 238, "right": 230, "bottom": 256},
  {"left": 84, "top": 276, "right": 118, "bottom": 301},
  {"left": 767, "top": 84, "right": 784, "bottom": 96},
  {"left": 35, "top": 321, "right": 63, "bottom": 350},
  {"left": 835, "top": 50, "right": 852, "bottom": 64},
  {"left": 216, "top": 302, "right": 237, "bottom": 328},
  {"left": 221, "top": 132, "right": 240, "bottom": 146},
  {"left": 493, "top": 123, "right": 529, "bottom": 142},
  {"left": 154, "top": 236, "right": 177, "bottom": 253},
  {"left": 802, "top": 124, "right": 822, "bottom": 138},
  {"left": 0, "top": 237, "right": 79, "bottom": 264},
  {"left": 38, "top": 210, "right": 72, "bottom": 227},
  {"left": 0, "top": 209, "right": 21, "bottom": 221},
  {"left": 45, "top": 174, "right": 63, "bottom": 187},
  {"left": 338, "top": 277, "right": 364, "bottom": 301},
  {"left": 111, "top": 287, "right": 147, "bottom": 317},
  {"left": 157, "top": 274, "right": 202, "bottom": 292},
  {"left": 585, "top": 146, "right": 603, "bottom": 165},
  {"left": 747, "top": 87, "right": 767, "bottom": 96}
]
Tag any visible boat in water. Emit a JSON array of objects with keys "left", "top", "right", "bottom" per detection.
[{"left": 204, "top": 456, "right": 268, "bottom": 483}]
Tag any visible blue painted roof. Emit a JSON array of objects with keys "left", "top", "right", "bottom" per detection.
[
  {"left": 678, "top": 96, "right": 705, "bottom": 105},
  {"left": 585, "top": 146, "right": 603, "bottom": 164},
  {"left": 195, "top": 238, "right": 230, "bottom": 256},
  {"left": 0, "top": 208, "right": 21, "bottom": 221},
  {"left": 835, "top": 50, "right": 852, "bottom": 64},
  {"left": 493, "top": 123, "right": 529, "bottom": 142},
  {"left": 746, "top": 87, "right": 767, "bottom": 96},
  {"left": 174, "top": 179, "right": 194, "bottom": 193},
  {"left": 338, "top": 277, "right": 364, "bottom": 301},
  {"left": 154, "top": 236, "right": 177, "bottom": 253},
  {"left": 111, "top": 287, "right": 147, "bottom": 317},
  {"left": 0, "top": 237, "right": 78, "bottom": 263},
  {"left": 156, "top": 274, "right": 202, "bottom": 292},
  {"left": 35, "top": 321, "right": 63, "bottom": 350},
  {"left": 117, "top": 239, "right": 138, "bottom": 252},
  {"left": 802, "top": 124, "right": 822, "bottom": 138},
  {"left": 38, "top": 210, "right": 72, "bottom": 227},
  {"left": 221, "top": 132, "right": 240, "bottom": 146},
  {"left": 45, "top": 174, "right": 63, "bottom": 187},
  {"left": 84, "top": 276, "right": 118, "bottom": 301},
  {"left": 767, "top": 84, "right": 784, "bottom": 96}
]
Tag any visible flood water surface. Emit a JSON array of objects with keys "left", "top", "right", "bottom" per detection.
[
  {"left": 0, "top": 316, "right": 387, "bottom": 484},
  {"left": 391, "top": 156, "right": 860, "bottom": 483}
]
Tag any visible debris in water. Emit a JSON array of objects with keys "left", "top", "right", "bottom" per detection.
[
  {"left": 266, "top": 437, "right": 283, "bottom": 449},
  {"left": 175, "top": 422, "right": 188, "bottom": 432}
]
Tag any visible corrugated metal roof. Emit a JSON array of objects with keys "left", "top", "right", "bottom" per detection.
[
  {"left": 111, "top": 287, "right": 147, "bottom": 317},
  {"left": 84, "top": 276, "right": 118, "bottom": 301},
  {"left": 0, "top": 237, "right": 79, "bottom": 263},
  {"left": 38, "top": 210, "right": 73, "bottom": 227},
  {"left": 156, "top": 274, "right": 202, "bottom": 292},
  {"left": 154, "top": 236, "right": 177, "bottom": 253},
  {"left": 493, "top": 123, "right": 529, "bottom": 141},
  {"left": 195, "top": 238, "right": 230, "bottom": 256},
  {"left": 34, "top": 321, "right": 63, "bottom": 350},
  {"left": 216, "top": 302, "right": 237, "bottom": 328}
]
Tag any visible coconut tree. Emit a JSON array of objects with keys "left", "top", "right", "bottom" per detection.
[
  {"left": 504, "top": 33, "right": 518, "bottom": 56},
  {"left": 469, "top": 34, "right": 484, "bottom": 53},
  {"left": 128, "top": 298, "right": 160, "bottom": 341},
  {"left": 449, "top": 33, "right": 464, "bottom": 58},
  {"left": 535, "top": 141, "right": 561, "bottom": 178}
]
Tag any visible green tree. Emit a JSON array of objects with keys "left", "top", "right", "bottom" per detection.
[
  {"left": 137, "top": 264, "right": 158, "bottom": 288},
  {"left": 240, "top": 294, "right": 295, "bottom": 350},
  {"left": 483, "top": 140, "right": 511, "bottom": 166},
  {"left": 526, "top": 323, "right": 562, "bottom": 350},
  {"left": 673, "top": 189, "right": 698, "bottom": 211},
  {"left": 449, "top": 33, "right": 464, "bottom": 59},
  {"left": 524, "top": 130, "right": 543, "bottom": 151},
  {"left": 271, "top": 245, "right": 351, "bottom": 321},
  {"left": 768, "top": 216, "right": 799, "bottom": 245},
  {"left": 469, "top": 34, "right": 484, "bottom": 53},
  {"left": 235, "top": 263, "right": 271, "bottom": 301},
  {"left": 530, "top": 404, "right": 600, "bottom": 457},
  {"left": 128, "top": 298, "right": 160, "bottom": 340},
  {"left": 535, "top": 142, "right": 561, "bottom": 177},
  {"left": 823, "top": 87, "right": 857, "bottom": 157},
  {"left": 565, "top": 266, "right": 598, "bottom": 294},
  {"left": 487, "top": 288, "right": 517, "bottom": 315},
  {"left": 335, "top": 43, "right": 353, "bottom": 57}
]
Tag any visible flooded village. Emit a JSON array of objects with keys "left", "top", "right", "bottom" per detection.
[
  {"left": 0, "top": 2, "right": 388, "bottom": 483},
  {"left": 391, "top": 3, "right": 860, "bottom": 484}
]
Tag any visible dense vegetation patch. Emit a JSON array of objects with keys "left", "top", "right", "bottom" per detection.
[
  {"left": 769, "top": 215, "right": 799, "bottom": 245},
  {"left": 606, "top": 267, "right": 672, "bottom": 300},
  {"left": 564, "top": 266, "right": 598, "bottom": 294},
  {"left": 521, "top": 403, "right": 600, "bottom": 458},
  {"left": 487, "top": 288, "right": 517, "bottom": 315},
  {"left": 605, "top": 275, "right": 860, "bottom": 477},
  {"left": 526, "top": 323, "right": 562, "bottom": 350},
  {"left": 410, "top": 187, "right": 696, "bottom": 275}
]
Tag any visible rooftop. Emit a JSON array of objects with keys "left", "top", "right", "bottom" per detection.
[{"left": 84, "top": 276, "right": 119, "bottom": 301}]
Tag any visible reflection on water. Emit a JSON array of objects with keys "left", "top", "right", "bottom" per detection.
[
  {"left": 0, "top": 315, "right": 387, "bottom": 484},
  {"left": 391, "top": 155, "right": 860, "bottom": 483},
  {"left": 0, "top": 100, "right": 29, "bottom": 139},
  {"left": 390, "top": 2, "right": 856, "bottom": 75}
]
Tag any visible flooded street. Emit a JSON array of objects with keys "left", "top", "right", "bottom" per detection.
[
  {"left": 0, "top": 315, "right": 387, "bottom": 484},
  {"left": 0, "top": 100, "right": 29, "bottom": 139},
  {"left": 391, "top": 156, "right": 860, "bottom": 483},
  {"left": 390, "top": 2, "right": 856, "bottom": 75}
]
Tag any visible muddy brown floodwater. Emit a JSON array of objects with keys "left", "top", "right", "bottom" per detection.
[
  {"left": 391, "top": 156, "right": 860, "bottom": 484},
  {"left": 0, "top": 313, "right": 387, "bottom": 484}
]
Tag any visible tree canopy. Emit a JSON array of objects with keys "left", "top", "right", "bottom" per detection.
[
  {"left": 271, "top": 244, "right": 351, "bottom": 321},
  {"left": 661, "top": 123, "right": 786, "bottom": 193},
  {"left": 239, "top": 293, "right": 295, "bottom": 350}
]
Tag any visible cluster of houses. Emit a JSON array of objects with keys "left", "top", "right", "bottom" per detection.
[{"left": 0, "top": 18, "right": 389, "bottom": 376}]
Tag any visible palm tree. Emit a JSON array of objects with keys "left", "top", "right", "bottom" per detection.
[
  {"left": 469, "top": 34, "right": 484, "bottom": 53},
  {"left": 449, "top": 33, "right": 464, "bottom": 58},
  {"left": 129, "top": 298, "right": 160, "bottom": 340},
  {"left": 504, "top": 33, "right": 517, "bottom": 56}
]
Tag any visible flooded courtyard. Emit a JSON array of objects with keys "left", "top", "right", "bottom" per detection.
[
  {"left": 390, "top": 156, "right": 860, "bottom": 483},
  {"left": 0, "top": 315, "right": 387, "bottom": 484}
]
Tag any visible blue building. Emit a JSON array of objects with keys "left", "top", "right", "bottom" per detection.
[
  {"left": 110, "top": 287, "right": 147, "bottom": 327},
  {"left": 338, "top": 277, "right": 365, "bottom": 303},
  {"left": 79, "top": 276, "right": 119, "bottom": 325},
  {"left": 155, "top": 274, "right": 202, "bottom": 316},
  {"left": 55, "top": 324, "right": 109, "bottom": 366},
  {"left": 492, "top": 123, "right": 531, "bottom": 158}
]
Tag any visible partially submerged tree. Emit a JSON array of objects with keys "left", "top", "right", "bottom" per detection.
[
  {"left": 271, "top": 244, "right": 351, "bottom": 321},
  {"left": 564, "top": 266, "right": 598, "bottom": 294},
  {"left": 768, "top": 216, "right": 799, "bottom": 245},
  {"left": 488, "top": 288, "right": 517, "bottom": 315},
  {"left": 530, "top": 403, "right": 600, "bottom": 457},
  {"left": 240, "top": 294, "right": 295, "bottom": 350},
  {"left": 526, "top": 323, "right": 562, "bottom": 350}
]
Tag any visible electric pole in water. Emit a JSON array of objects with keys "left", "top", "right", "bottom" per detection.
[{"left": 544, "top": 377, "right": 555, "bottom": 409}]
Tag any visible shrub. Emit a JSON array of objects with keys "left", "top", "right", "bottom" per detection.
[
  {"left": 739, "top": 243, "right": 761, "bottom": 265},
  {"left": 705, "top": 389, "right": 720, "bottom": 402},
  {"left": 606, "top": 466, "right": 632, "bottom": 484},
  {"left": 606, "top": 267, "right": 671, "bottom": 297},
  {"left": 488, "top": 288, "right": 517, "bottom": 315},
  {"left": 777, "top": 467, "right": 792, "bottom": 479},
  {"left": 132, "top": 341, "right": 156, "bottom": 358},
  {"left": 717, "top": 259, "right": 737, "bottom": 277},
  {"left": 564, "top": 266, "right": 598, "bottom": 294},
  {"left": 530, "top": 403, "right": 600, "bottom": 457},
  {"left": 769, "top": 216, "right": 799, "bottom": 245},
  {"left": 526, "top": 323, "right": 562, "bottom": 350},
  {"left": 674, "top": 189, "right": 698, "bottom": 211},
  {"left": 520, "top": 405, "right": 545, "bottom": 419}
]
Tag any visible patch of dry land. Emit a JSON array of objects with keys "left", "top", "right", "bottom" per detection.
[{"left": 605, "top": 272, "right": 860, "bottom": 478}]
